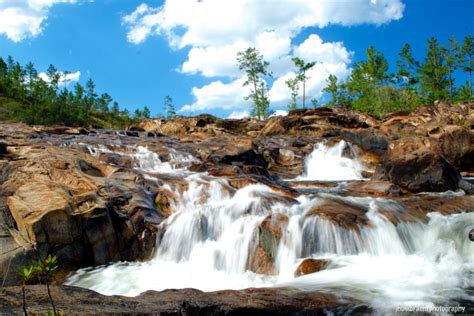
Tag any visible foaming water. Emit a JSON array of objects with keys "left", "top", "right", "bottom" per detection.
[
  {"left": 66, "top": 141, "right": 474, "bottom": 312},
  {"left": 297, "top": 140, "right": 364, "bottom": 181}
]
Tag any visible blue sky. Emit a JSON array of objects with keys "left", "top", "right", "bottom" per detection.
[{"left": 0, "top": 0, "right": 472, "bottom": 118}]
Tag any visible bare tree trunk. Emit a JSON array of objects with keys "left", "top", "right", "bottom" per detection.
[
  {"left": 449, "top": 71, "right": 453, "bottom": 101},
  {"left": 302, "top": 79, "right": 306, "bottom": 108},
  {"left": 470, "top": 70, "right": 472, "bottom": 97}
]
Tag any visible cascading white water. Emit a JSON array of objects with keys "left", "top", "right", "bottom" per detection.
[
  {"left": 66, "top": 142, "right": 474, "bottom": 312},
  {"left": 297, "top": 140, "right": 364, "bottom": 181}
]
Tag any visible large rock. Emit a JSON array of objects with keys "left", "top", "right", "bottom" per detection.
[
  {"left": 249, "top": 214, "right": 289, "bottom": 275},
  {"left": 306, "top": 198, "right": 369, "bottom": 230},
  {"left": 428, "top": 125, "right": 473, "bottom": 172},
  {"left": 0, "top": 285, "right": 364, "bottom": 315},
  {"left": 0, "top": 143, "right": 162, "bottom": 284},
  {"left": 383, "top": 137, "right": 461, "bottom": 192},
  {"left": 7, "top": 180, "right": 78, "bottom": 244}
]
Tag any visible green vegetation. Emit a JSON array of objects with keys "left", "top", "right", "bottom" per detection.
[
  {"left": 164, "top": 95, "right": 176, "bottom": 120},
  {"left": 237, "top": 47, "right": 272, "bottom": 120},
  {"left": 285, "top": 57, "right": 316, "bottom": 111},
  {"left": 0, "top": 56, "right": 149, "bottom": 128},
  {"left": 291, "top": 57, "right": 316, "bottom": 108},
  {"left": 17, "top": 265, "right": 33, "bottom": 316},
  {"left": 16, "top": 255, "right": 60, "bottom": 316},
  {"left": 327, "top": 35, "right": 474, "bottom": 118},
  {"left": 238, "top": 35, "right": 473, "bottom": 120},
  {"left": 34, "top": 255, "right": 59, "bottom": 316}
]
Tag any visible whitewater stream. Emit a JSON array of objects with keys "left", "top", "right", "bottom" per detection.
[{"left": 66, "top": 140, "right": 474, "bottom": 313}]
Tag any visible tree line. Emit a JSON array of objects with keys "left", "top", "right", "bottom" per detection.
[
  {"left": 0, "top": 56, "right": 151, "bottom": 127},
  {"left": 237, "top": 35, "right": 473, "bottom": 119}
]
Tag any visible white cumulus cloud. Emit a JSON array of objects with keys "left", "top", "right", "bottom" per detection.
[
  {"left": 124, "top": 0, "right": 405, "bottom": 114},
  {"left": 0, "top": 0, "right": 80, "bottom": 42},
  {"left": 228, "top": 111, "right": 250, "bottom": 119},
  {"left": 38, "top": 70, "right": 81, "bottom": 86}
]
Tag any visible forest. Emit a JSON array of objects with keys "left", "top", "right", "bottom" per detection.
[
  {"left": 1, "top": 35, "right": 473, "bottom": 126},
  {"left": 238, "top": 35, "right": 474, "bottom": 119},
  {"left": 0, "top": 58, "right": 151, "bottom": 128}
]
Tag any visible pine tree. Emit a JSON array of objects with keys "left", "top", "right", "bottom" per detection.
[
  {"left": 396, "top": 43, "right": 420, "bottom": 90},
  {"left": 285, "top": 76, "right": 299, "bottom": 111},
  {"left": 164, "top": 95, "right": 175, "bottom": 120},
  {"left": 292, "top": 57, "right": 315, "bottom": 108},
  {"left": 323, "top": 74, "right": 338, "bottom": 107},
  {"left": 237, "top": 47, "right": 272, "bottom": 120},
  {"left": 460, "top": 35, "right": 474, "bottom": 97},
  {"left": 419, "top": 37, "right": 449, "bottom": 102},
  {"left": 440, "top": 37, "right": 460, "bottom": 101}
]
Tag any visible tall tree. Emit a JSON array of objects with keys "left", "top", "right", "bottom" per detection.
[
  {"left": 164, "top": 95, "right": 175, "bottom": 120},
  {"left": 292, "top": 57, "right": 315, "bottom": 108},
  {"left": 85, "top": 78, "right": 98, "bottom": 111},
  {"left": 142, "top": 106, "right": 151, "bottom": 119},
  {"left": 237, "top": 47, "right": 272, "bottom": 120},
  {"left": 418, "top": 37, "right": 449, "bottom": 102},
  {"left": 440, "top": 37, "right": 460, "bottom": 100},
  {"left": 345, "top": 46, "right": 391, "bottom": 116},
  {"left": 285, "top": 76, "right": 299, "bottom": 111},
  {"left": 460, "top": 35, "right": 474, "bottom": 97},
  {"left": 396, "top": 43, "right": 420, "bottom": 90},
  {"left": 323, "top": 74, "right": 339, "bottom": 107}
]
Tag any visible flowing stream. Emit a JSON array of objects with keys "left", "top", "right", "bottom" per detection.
[{"left": 66, "top": 141, "right": 474, "bottom": 313}]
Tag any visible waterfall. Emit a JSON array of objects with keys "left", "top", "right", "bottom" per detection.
[
  {"left": 65, "top": 142, "right": 474, "bottom": 312},
  {"left": 297, "top": 140, "right": 364, "bottom": 181}
]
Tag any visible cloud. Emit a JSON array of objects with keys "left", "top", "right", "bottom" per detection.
[
  {"left": 0, "top": 0, "right": 80, "bottom": 42},
  {"left": 124, "top": 0, "right": 404, "bottom": 47},
  {"left": 124, "top": 0, "right": 405, "bottom": 114},
  {"left": 179, "top": 76, "right": 252, "bottom": 113},
  {"left": 228, "top": 111, "right": 250, "bottom": 119},
  {"left": 38, "top": 70, "right": 81, "bottom": 86}
]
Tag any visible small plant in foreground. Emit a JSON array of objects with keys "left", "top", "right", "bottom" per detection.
[
  {"left": 17, "top": 265, "right": 34, "bottom": 316},
  {"left": 34, "top": 255, "right": 59, "bottom": 316}
]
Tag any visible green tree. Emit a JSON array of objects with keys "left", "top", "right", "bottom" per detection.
[
  {"left": 142, "top": 106, "right": 151, "bottom": 119},
  {"left": 440, "top": 37, "right": 460, "bottom": 100},
  {"left": 419, "top": 37, "right": 449, "bottom": 102},
  {"left": 346, "top": 46, "right": 388, "bottom": 109},
  {"left": 323, "top": 74, "right": 339, "bottom": 107},
  {"left": 292, "top": 57, "right": 315, "bottom": 108},
  {"left": 460, "top": 35, "right": 474, "bottom": 97},
  {"left": 164, "top": 95, "right": 175, "bottom": 120},
  {"left": 285, "top": 76, "right": 299, "bottom": 111},
  {"left": 237, "top": 47, "right": 272, "bottom": 120},
  {"left": 396, "top": 43, "right": 420, "bottom": 90}
]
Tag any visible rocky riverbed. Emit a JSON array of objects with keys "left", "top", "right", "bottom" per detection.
[{"left": 1, "top": 102, "right": 473, "bottom": 314}]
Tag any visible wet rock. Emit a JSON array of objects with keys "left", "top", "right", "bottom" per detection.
[
  {"left": 154, "top": 187, "right": 177, "bottom": 217},
  {"left": 294, "top": 258, "right": 330, "bottom": 277},
  {"left": 343, "top": 180, "right": 401, "bottom": 197},
  {"left": 0, "top": 285, "right": 361, "bottom": 315},
  {"left": 383, "top": 137, "right": 461, "bottom": 192},
  {"left": 307, "top": 198, "right": 368, "bottom": 230},
  {"left": 249, "top": 214, "right": 289, "bottom": 275}
]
